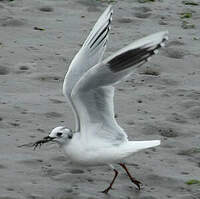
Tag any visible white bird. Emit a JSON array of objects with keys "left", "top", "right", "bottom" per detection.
[{"left": 33, "top": 5, "right": 168, "bottom": 193}]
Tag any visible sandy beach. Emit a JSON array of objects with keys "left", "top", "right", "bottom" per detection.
[{"left": 0, "top": 0, "right": 200, "bottom": 198}]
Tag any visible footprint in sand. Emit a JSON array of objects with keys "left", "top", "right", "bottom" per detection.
[
  {"left": 44, "top": 112, "right": 63, "bottom": 119},
  {"left": 0, "top": 65, "right": 10, "bottom": 75},
  {"left": 166, "top": 112, "right": 188, "bottom": 124},
  {"left": 140, "top": 196, "right": 157, "bottom": 199},
  {"left": 141, "top": 121, "right": 180, "bottom": 138},
  {"left": 133, "top": 7, "right": 152, "bottom": 19},
  {"left": 0, "top": 16, "right": 26, "bottom": 27},
  {"left": 167, "top": 40, "right": 185, "bottom": 47},
  {"left": 117, "top": 18, "right": 134, "bottom": 24},
  {"left": 34, "top": 74, "right": 63, "bottom": 82},
  {"left": 177, "top": 147, "right": 200, "bottom": 167},
  {"left": 158, "top": 15, "right": 174, "bottom": 26},
  {"left": 185, "top": 90, "right": 200, "bottom": 100},
  {"left": 0, "top": 196, "right": 18, "bottom": 199},
  {"left": 163, "top": 47, "right": 187, "bottom": 59},
  {"left": 159, "top": 127, "right": 179, "bottom": 138},
  {"left": 70, "top": 169, "right": 85, "bottom": 174},
  {"left": 77, "top": 0, "right": 101, "bottom": 12},
  {"left": 39, "top": 6, "right": 54, "bottom": 12},
  {"left": 9, "top": 122, "right": 20, "bottom": 127},
  {"left": 160, "top": 77, "right": 179, "bottom": 86},
  {"left": 51, "top": 156, "right": 66, "bottom": 162},
  {"left": 179, "top": 100, "right": 200, "bottom": 110},
  {"left": 185, "top": 106, "right": 200, "bottom": 120},
  {"left": 17, "top": 159, "right": 44, "bottom": 167},
  {"left": 0, "top": 4, "right": 4, "bottom": 9},
  {"left": 14, "top": 63, "right": 36, "bottom": 74},
  {"left": 139, "top": 63, "right": 161, "bottom": 76},
  {"left": 42, "top": 168, "right": 63, "bottom": 177},
  {"left": 0, "top": 164, "right": 7, "bottom": 169},
  {"left": 49, "top": 98, "right": 65, "bottom": 104},
  {"left": 147, "top": 174, "right": 181, "bottom": 188}
]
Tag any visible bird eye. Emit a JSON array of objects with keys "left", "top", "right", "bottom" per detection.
[
  {"left": 68, "top": 133, "right": 73, "bottom": 139},
  {"left": 57, "top": 132, "right": 62, "bottom": 137}
]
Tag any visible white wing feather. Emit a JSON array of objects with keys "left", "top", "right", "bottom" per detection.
[
  {"left": 63, "top": 6, "right": 113, "bottom": 131},
  {"left": 71, "top": 31, "right": 168, "bottom": 143}
]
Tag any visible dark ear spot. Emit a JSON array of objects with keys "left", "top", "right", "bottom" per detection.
[
  {"left": 57, "top": 132, "right": 62, "bottom": 137},
  {"left": 68, "top": 133, "right": 73, "bottom": 139}
]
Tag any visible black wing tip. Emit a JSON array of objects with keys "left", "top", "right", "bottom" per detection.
[
  {"left": 90, "top": 20, "right": 111, "bottom": 49},
  {"left": 108, "top": 38, "right": 168, "bottom": 73},
  {"left": 89, "top": 6, "right": 113, "bottom": 49}
]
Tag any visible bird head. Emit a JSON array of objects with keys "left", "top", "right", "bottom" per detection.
[
  {"left": 32, "top": 126, "right": 73, "bottom": 149},
  {"left": 49, "top": 126, "right": 73, "bottom": 145}
]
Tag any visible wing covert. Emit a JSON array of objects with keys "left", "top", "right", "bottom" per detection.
[
  {"left": 63, "top": 6, "right": 113, "bottom": 131},
  {"left": 71, "top": 31, "right": 168, "bottom": 142},
  {"left": 72, "top": 86, "right": 128, "bottom": 144}
]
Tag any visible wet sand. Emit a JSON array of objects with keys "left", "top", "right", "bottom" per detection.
[{"left": 0, "top": 0, "right": 200, "bottom": 198}]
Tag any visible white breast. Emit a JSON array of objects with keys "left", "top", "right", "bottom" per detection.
[{"left": 63, "top": 133, "right": 130, "bottom": 166}]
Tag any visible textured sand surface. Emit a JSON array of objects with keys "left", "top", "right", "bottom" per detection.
[{"left": 0, "top": 0, "right": 200, "bottom": 198}]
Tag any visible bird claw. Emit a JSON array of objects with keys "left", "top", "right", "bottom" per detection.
[
  {"left": 132, "top": 179, "right": 142, "bottom": 190},
  {"left": 101, "top": 188, "right": 110, "bottom": 194}
]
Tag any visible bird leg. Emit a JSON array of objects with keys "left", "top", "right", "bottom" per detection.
[
  {"left": 119, "top": 163, "right": 142, "bottom": 190},
  {"left": 102, "top": 169, "right": 118, "bottom": 194}
]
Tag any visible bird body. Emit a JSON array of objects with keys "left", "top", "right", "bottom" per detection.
[
  {"left": 32, "top": 5, "right": 168, "bottom": 193},
  {"left": 64, "top": 134, "right": 160, "bottom": 166}
]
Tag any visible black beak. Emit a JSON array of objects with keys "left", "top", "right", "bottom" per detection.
[{"left": 32, "top": 136, "right": 55, "bottom": 150}]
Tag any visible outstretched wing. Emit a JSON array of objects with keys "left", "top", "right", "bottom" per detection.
[
  {"left": 63, "top": 6, "right": 113, "bottom": 131},
  {"left": 71, "top": 31, "right": 168, "bottom": 143}
]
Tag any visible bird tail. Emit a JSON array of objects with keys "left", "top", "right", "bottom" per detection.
[
  {"left": 132, "top": 140, "right": 160, "bottom": 151},
  {"left": 122, "top": 140, "right": 161, "bottom": 155}
]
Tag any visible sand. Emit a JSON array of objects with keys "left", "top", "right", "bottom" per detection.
[{"left": 0, "top": 0, "right": 200, "bottom": 198}]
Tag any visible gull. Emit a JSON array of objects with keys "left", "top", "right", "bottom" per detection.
[{"left": 33, "top": 5, "right": 168, "bottom": 193}]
